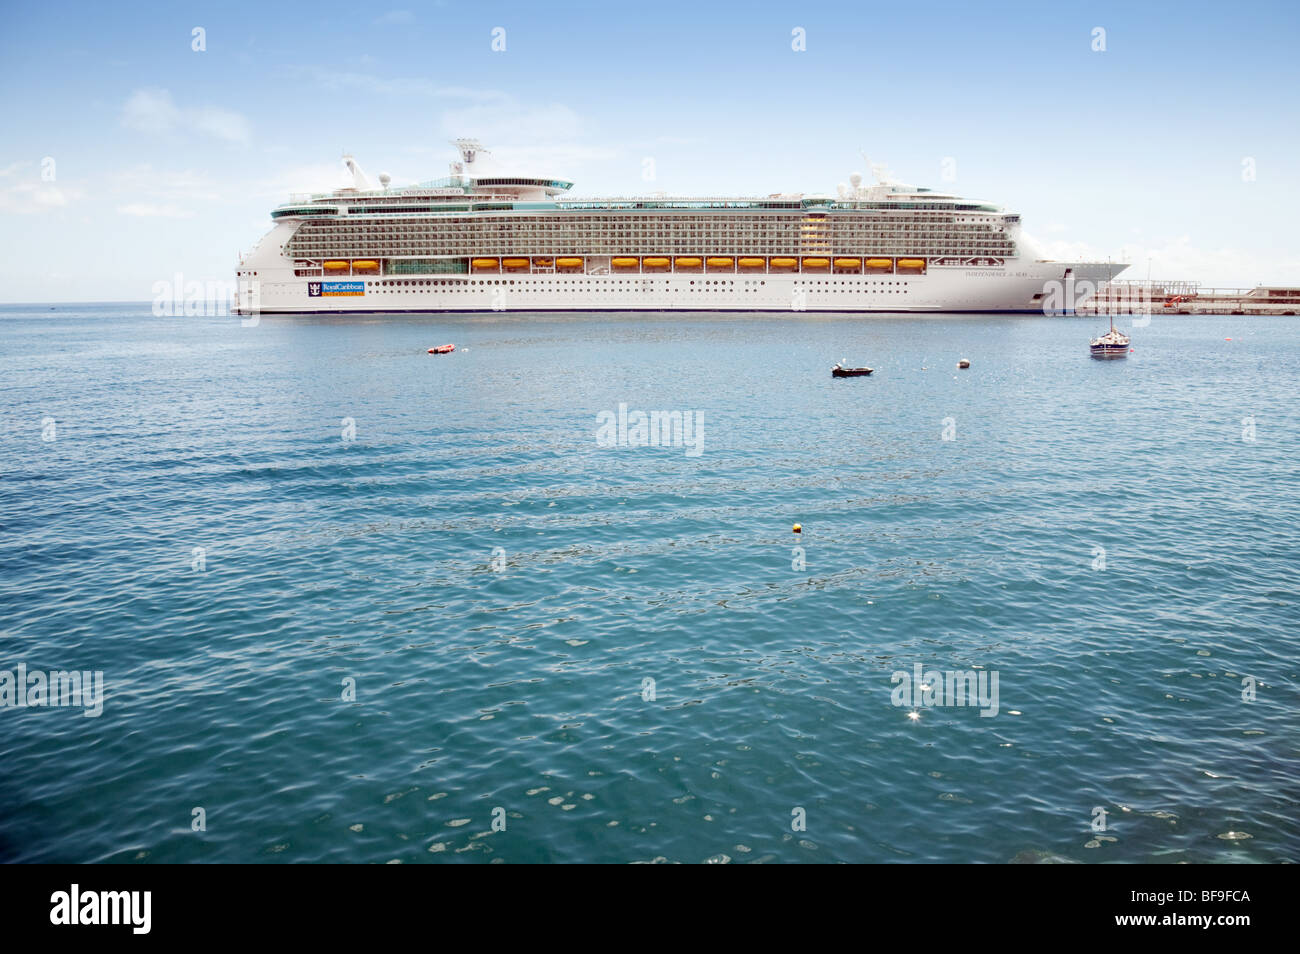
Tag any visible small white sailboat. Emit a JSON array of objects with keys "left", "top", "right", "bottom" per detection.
[{"left": 1089, "top": 316, "right": 1130, "bottom": 359}]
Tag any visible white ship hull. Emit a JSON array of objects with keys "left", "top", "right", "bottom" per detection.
[{"left": 236, "top": 235, "right": 1121, "bottom": 316}]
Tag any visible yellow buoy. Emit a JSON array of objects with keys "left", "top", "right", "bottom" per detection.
[
  {"left": 323, "top": 261, "right": 348, "bottom": 270},
  {"left": 611, "top": 257, "right": 639, "bottom": 268},
  {"left": 865, "top": 258, "right": 892, "bottom": 269},
  {"left": 792, "top": 523, "right": 802, "bottom": 534},
  {"left": 898, "top": 258, "right": 926, "bottom": 269},
  {"left": 557, "top": 257, "right": 584, "bottom": 268},
  {"left": 674, "top": 257, "right": 702, "bottom": 268},
  {"left": 834, "top": 258, "right": 861, "bottom": 269},
  {"left": 706, "top": 257, "right": 734, "bottom": 268},
  {"left": 802, "top": 258, "right": 830, "bottom": 268},
  {"left": 738, "top": 257, "right": 765, "bottom": 268}
]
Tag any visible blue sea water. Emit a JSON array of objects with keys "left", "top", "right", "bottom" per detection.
[{"left": 1, "top": 304, "right": 1297, "bottom": 864}]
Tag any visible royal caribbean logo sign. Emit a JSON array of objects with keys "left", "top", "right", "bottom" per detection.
[{"left": 310, "top": 281, "right": 364, "bottom": 297}]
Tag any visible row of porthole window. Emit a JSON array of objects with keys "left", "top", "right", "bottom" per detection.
[
  {"left": 293, "top": 227, "right": 1004, "bottom": 237},
  {"left": 311, "top": 234, "right": 979, "bottom": 241},
  {"left": 371, "top": 280, "right": 911, "bottom": 293},
  {"left": 294, "top": 248, "right": 1007, "bottom": 259},
  {"left": 304, "top": 235, "right": 892, "bottom": 244},
  {"left": 295, "top": 240, "right": 1009, "bottom": 250},
  {"left": 300, "top": 226, "right": 1000, "bottom": 233},
  {"left": 306, "top": 223, "right": 995, "bottom": 233},
  {"left": 296, "top": 249, "right": 1007, "bottom": 256},
  {"left": 302, "top": 223, "right": 1000, "bottom": 237},
  {"left": 373, "top": 277, "right": 912, "bottom": 287},
  {"left": 300, "top": 227, "right": 1003, "bottom": 239},
  {"left": 373, "top": 284, "right": 909, "bottom": 294},
  {"left": 301, "top": 231, "right": 1003, "bottom": 240},
  {"left": 295, "top": 224, "right": 1005, "bottom": 236},
  {"left": 684, "top": 286, "right": 909, "bottom": 292}
]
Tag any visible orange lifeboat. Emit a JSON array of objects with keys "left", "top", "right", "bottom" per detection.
[
  {"left": 352, "top": 260, "right": 379, "bottom": 270},
  {"left": 897, "top": 258, "right": 926, "bottom": 269},
  {"left": 611, "top": 257, "right": 639, "bottom": 268},
  {"left": 323, "top": 261, "right": 349, "bottom": 270},
  {"left": 706, "top": 257, "right": 734, "bottom": 268},
  {"left": 833, "top": 258, "right": 861, "bottom": 269},
  {"left": 674, "top": 257, "right": 702, "bottom": 268},
  {"left": 472, "top": 258, "right": 500, "bottom": 269},
  {"left": 769, "top": 257, "right": 797, "bottom": 269},
  {"left": 738, "top": 257, "right": 765, "bottom": 269},
  {"left": 532, "top": 257, "right": 553, "bottom": 267},
  {"left": 502, "top": 258, "right": 529, "bottom": 269},
  {"left": 556, "top": 257, "right": 584, "bottom": 268},
  {"left": 802, "top": 257, "right": 830, "bottom": 269},
  {"left": 643, "top": 257, "right": 671, "bottom": 268},
  {"left": 865, "top": 258, "right": 893, "bottom": 270}
]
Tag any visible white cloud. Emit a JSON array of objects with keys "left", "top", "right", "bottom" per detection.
[
  {"left": 122, "top": 88, "right": 251, "bottom": 145},
  {"left": 478, "top": 142, "right": 620, "bottom": 180},
  {"left": 0, "top": 167, "right": 81, "bottom": 214},
  {"left": 435, "top": 98, "right": 618, "bottom": 177},
  {"left": 438, "top": 102, "right": 585, "bottom": 148},
  {"left": 117, "top": 203, "right": 196, "bottom": 219},
  {"left": 258, "top": 160, "right": 357, "bottom": 198},
  {"left": 283, "top": 70, "right": 582, "bottom": 126},
  {"left": 286, "top": 68, "right": 481, "bottom": 99},
  {"left": 108, "top": 165, "right": 221, "bottom": 202},
  {"left": 1022, "top": 232, "right": 1300, "bottom": 288},
  {"left": 253, "top": 76, "right": 616, "bottom": 187}
]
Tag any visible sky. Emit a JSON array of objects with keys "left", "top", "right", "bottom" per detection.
[{"left": 1, "top": 0, "right": 1298, "bottom": 301}]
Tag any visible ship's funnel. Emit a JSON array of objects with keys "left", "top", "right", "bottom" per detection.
[
  {"left": 341, "top": 154, "right": 375, "bottom": 191},
  {"left": 453, "top": 139, "right": 490, "bottom": 176}
]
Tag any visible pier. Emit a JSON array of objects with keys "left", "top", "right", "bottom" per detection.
[{"left": 1080, "top": 281, "right": 1300, "bottom": 316}]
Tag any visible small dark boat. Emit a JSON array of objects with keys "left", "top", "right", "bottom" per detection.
[
  {"left": 832, "top": 362, "right": 873, "bottom": 377},
  {"left": 428, "top": 344, "right": 455, "bottom": 355},
  {"left": 957, "top": 358, "right": 971, "bottom": 369},
  {"left": 1089, "top": 318, "right": 1130, "bottom": 359}
]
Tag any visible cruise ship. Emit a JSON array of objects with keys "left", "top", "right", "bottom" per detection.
[{"left": 234, "top": 140, "right": 1126, "bottom": 315}]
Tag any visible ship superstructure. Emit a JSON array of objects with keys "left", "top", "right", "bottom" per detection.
[{"left": 235, "top": 141, "right": 1125, "bottom": 314}]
